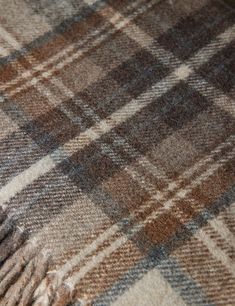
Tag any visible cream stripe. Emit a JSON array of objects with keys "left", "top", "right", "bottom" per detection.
[
  {"left": 195, "top": 229, "right": 235, "bottom": 277},
  {"left": 188, "top": 75, "right": 235, "bottom": 117},
  {"left": 134, "top": 135, "right": 235, "bottom": 215},
  {"left": 0, "top": 26, "right": 79, "bottom": 138},
  {"left": 209, "top": 219, "right": 235, "bottom": 250},
  {"left": 106, "top": 5, "right": 182, "bottom": 68},
  {"left": 55, "top": 223, "right": 120, "bottom": 281},
  {"left": 0, "top": 12, "right": 115, "bottom": 89},
  {"left": 0, "top": 155, "right": 55, "bottom": 208},
  {"left": 111, "top": 5, "right": 235, "bottom": 120},
  {"left": 106, "top": 6, "right": 235, "bottom": 70},
  {"left": 50, "top": 77, "right": 171, "bottom": 187},
  {"left": 112, "top": 267, "right": 187, "bottom": 306},
  {"left": 188, "top": 25, "right": 235, "bottom": 69},
  {"left": 171, "top": 141, "right": 234, "bottom": 188},
  {"left": 35, "top": 82, "right": 62, "bottom": 107},
  {"left": 83, "top": 0, "right": 98, "bottom": 5},
  {"left": 144, "top": 147, "right": 235, "bottom": 222},
  {"left": 34, "top": 81, "right": 82, "bottom": 126},
  {"left": 61, "top": 72, "right": 178, "bottom": 157},
  {"left": 208, "top": 213, "right": 235, "bottom": 250},
  {"left": 0, "top": 45, "right": 10, "bottom": 57},
  {"left": 0, "top": 25, "right": 21, "bottom": 50},
  {"left": 67, "top": 234, "right": 130, "bottom": 288}
]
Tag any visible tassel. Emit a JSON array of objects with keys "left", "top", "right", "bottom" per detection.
[
  {"left": 0, "top": 250, "right": 50, "bottom": 306},
  {"left": 19, "top": 250, "right": 50, "bottom": 306},
  {"left": 33, "top": 272, "right": 61, "bottom": 306},
  {"left": 0, "top": 239, "right": 36, "bottom": 288},
  {"left": 1, "top": 259, "right": 35, "bottom": 306},
  {"left": 33, "top": 276, "right": 75, "bottom": 306},
  {"left": 51, "top": 284, "right": 74, "bottom": 306},
  {"left": 0, "top": 207, "right": 7, "bottom": 225},
  {"left": 0, "top": 226, "right": 26, "bottom": 265},
  {"left": 0, "top": 208, "right": 51, "bottom": 306},
  {"left": 0, "top": 215, "right": 14, "bottom": 243}
]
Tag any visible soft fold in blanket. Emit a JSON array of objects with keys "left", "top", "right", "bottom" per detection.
[{"left": 0, "top": 0, "right": 234, "bottom": 305}]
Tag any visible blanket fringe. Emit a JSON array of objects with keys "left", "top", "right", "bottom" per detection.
[
  {"left": 33, "top": 276, "right": 75, "bottom": 306},
  {"left": 0, "top": 207, "right": 51, "bottom": 306},
  {"left": 50, "top": 284, "right": 73, "bottom": 306}
]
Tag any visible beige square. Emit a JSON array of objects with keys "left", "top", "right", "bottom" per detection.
[
  {"left": 0, "top": 109, "right": 18, "bottom": 140},
  {"left": 0, "top": 0, "right": 51, "bottom": 45},
  {"left": 148, "top": 133, "right": 199, "bottom": 178},
  {"left": 56, "top": 56, "right": 104, "bottom": 95}
]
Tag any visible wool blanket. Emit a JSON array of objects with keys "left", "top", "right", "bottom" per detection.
[{"left": 0, "top": 0, "right": 234, "bottom": 305}]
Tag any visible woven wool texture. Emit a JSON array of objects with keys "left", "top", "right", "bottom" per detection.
[{"left": 0, "top": 0, "right": 234, "bottom": 305}]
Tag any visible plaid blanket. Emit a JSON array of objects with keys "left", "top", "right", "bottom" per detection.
[{"left": 0, "top": 0, "right": 234, "bottom": 305}]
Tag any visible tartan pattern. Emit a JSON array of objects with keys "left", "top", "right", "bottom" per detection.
[{"left": 0, "top": 0, "right": 234, "bottom": 305}]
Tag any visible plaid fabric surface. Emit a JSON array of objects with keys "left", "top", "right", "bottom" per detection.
[{"left": 0, "top": 0, "right": 234, "bottom": 305}]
